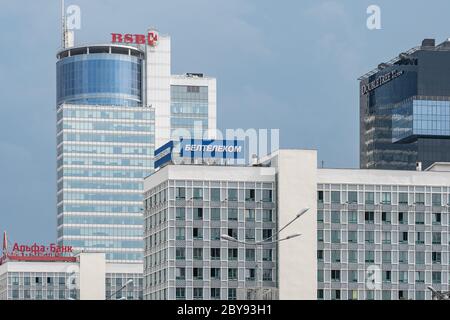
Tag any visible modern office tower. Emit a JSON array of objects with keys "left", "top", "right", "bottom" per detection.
[
  {"left": 360, "top": 38, "right": 450, "bottom": 170},
  {"left": 0, "top": 253, "right": 143, "bottom": 300},
  {"left": 144, "top": 148, "right": 450, "bottom": 300},
  {"left": 56, "top": 44, "right": 154, "bottom": 262},
  {"left": 56, "top": 29, "right": 217, "bottom": 263},
  {"left": 145, "top": 31, "right": 217, "bottom": 150}
]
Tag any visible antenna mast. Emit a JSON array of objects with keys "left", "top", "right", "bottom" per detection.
[{"left": 61, "top": 0, "right": 67, "bottom": 49}]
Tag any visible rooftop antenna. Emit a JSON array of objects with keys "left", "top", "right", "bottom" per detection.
[{"left": 61, "top": 0, "right": 67, "bottom": 49}]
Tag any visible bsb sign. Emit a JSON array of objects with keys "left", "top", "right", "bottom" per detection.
[
  {"left": 111, "top": 31, "right": 159, "bottom": 46},
  {"left": 361, "top": 70, "right": 404, "bottom": 95}
]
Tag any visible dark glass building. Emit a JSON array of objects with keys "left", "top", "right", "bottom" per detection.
[{"left": 360, "top": 38, "right": 450, "bottom": 170}]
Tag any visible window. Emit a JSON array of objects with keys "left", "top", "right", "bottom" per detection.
[
  {"left": 176, "top": 227, "right": 185, "bottom": 240},
  {"left": 228, "top": 209, "right": 238, "bottom": 221},
  {"left": 245, "top": 209, "right": 255, "bottom": 222},
  {"left": 416, "top": 271, "right": 425, "bottom": 283},
  {"left": 331, "top": 270, "right": 340, "bottom": 282},
  {"left": 331, "top": 211, "right": 340, "bottom": 223},
  {"left": 245, "top": 249, "right": 255, "bottom": 261},
  {"left": 365, "top": 192, "right": 374, "bottom": 204},
  {"left": 415, "top": 251, "right": 425, "bottom": 264},
  {"left": 228, "top": 268, "right": 238, "bottom": 280},
  {"left": 210, "top": 268, "right": 221, "bottom": 280},
  {"left": 348, "top": 191, "right": 358, "bottom": 204},
  {"left": 416, "top": 232, "right": 424, "bottom": 244},
  {"left": 348, "top": 250, "right": 358, "bottom": 263},
  {"left": 432, "top": 193, "right": 442, "bottom": 206},
  {"left": 382, "top": 251, "right": 391, "bottom": 263},
  {"left": 263, "top": 269, "right": 273, "bottom": 281},
  {"left": 331, "top": 290, "right": 341, "bottom": 300},
  {"left": 176, "top": 267, "right": 185, "bottom": 280},
  {"left": 432, "top": 232, "right": 441, "bottom": 244},
  {"left": 399, "top": 193, "right": 408, "bottom": 204},
  {"left": 246, "top": 269, "right": 256, "bottom": 281},
  {"left": 318, "top": 191, "right": 324, "bottom": 203},
  {"left": 193, "top": 208, "right": 203, "bottom": 220},
  {"left": 176, "top": 288, "right": 185, "bottom": 300},
  {"left": 415, "top": 193, "right": 425, "bottom": 205},
  {"left": 193, "top": 227, "right": 203, "bottom": 240},
  {"left": 228, "top": 248, "right": 238, "bottom": 261},
  {"left": 432, "top": 272, "right": 442, "bottom": 284},
  {"left": 228, "top": 189, "right": 238, "bottom": 201},
  {"left": 365, "top": 251, "right": 375, "bottom": 263},
  {"left": 432, "top": 212, "right": 441, "bottom": 225},
  {"left": 432, "top": 252, "right": 441, "bottom": 264},
  {"left": 331, "top": 230, "right": 340, "bottom": 243},
  {"left": 317, "top": 230, "right": 324, "bottom": 242},
  {"left": 317, "top": 289, "right": 324, "bottom": 300},
  {"left": 400, "top": 232, "right": 408, "bottom": 243},
  {"left": 211, "top": 288, "right": 221, "bottom": 300},
  {"left": 382, "top": 290, "right": 391, "bottom": 300},
  {"left": 228, "top": 288, "right": 237, "bottom": 300},
  {"left": 348, "top": 211, "right": 358, "bottom": 224},
  {"left": 365, "top": 211, "right": 374, "bottom": 223},
  {"left": 331, "top": 191, "right": 340, "bottom": 204},
  {"left": 193, "top": 188, "right": 203, "bottom": 200},
  {"left": 382, "top": 231, "right": 391, "bottom": 244},
  {"left": 262, "top": 189, "right": 272, "bottom": 202},
  {"left": 366, "top": 291, "right": 374, "bottom": 300},
  {"left": 211, "top": 208, "right": 221, "bottom": 221},
  {"left": 398, "top": 212, "right": 407, "bottom": 224},
  {"left": 193, "top": 248, "right": 203, "bottom": 260},
  {"left": 348, "top": 270, "right": 358, "bottom": 283},
  {"left": 415, "top": 212, "right": 424, "bottom": 225},
  {"left": 245, "top": 229, "right": 255, "bottom": 241},
  {"left": 193, "top": 288, "right": 203, "bottom": 300},
  {"left": 381, "top": 192, "right": 391, "bottom": 204},
  {"left": 262, "top": 229, "right": 272, "bottom": 241},
  {"left": 24, "top": 277, "right": 31, "bottom": 286},
  {"left": 12, "top": 276, "right": 19, "bottom": 285},
  {"left": 175, "top": 208, "right": 186, "bottom": 220},
  {"left": 331, "top": 250, "right": 340, "bottom": 262},
  {"left": 210, "top": 228, "right": 221, "bottom": 240},
  {"left": 382, "top": 212, "right": 391, "bottom": 224},
  {"left": 317, "top": 250, "right": 324, "bottom": 261},
  {"left": 263, "top": 249, "right": 272, "bottom": 262},
  {"left": 210, "top": 188, "right": 221, "bottom": 201},
  {"left": 317, "top": 210, "right": 324, "bottom": 222},
  {"left": 318, "top": 270, "right": 324, "bottom": 282},
  {"left": 365, "top": 231, "right": 374, "bottom": 244},
  {"left": 228, "top": 228, "right": 238, "bottom": 239},
  {"left": 348, "top": 231, "right": 357, "bottom": 243},
  {"left": 176, "top": 187, "right": 186, "bottom": 200},
  {"left": 211, "top": 248, "right": 221, "bottom": 260},
  {"left": 193, "top": 268, "right": 203, "bottom": 280},
  {"left": 398, "top": 251, "right": 408, "bottom": 263},
  {"left": 176, "top": 247, "right": 185, "bottom": 260},
  {"left": 263, "top": 210, "right": 273, "bottom": 222},
  {"left": 415, "top": 291, "right": 425, "bottom": 300},
  {"left": 399, "top": 271, "right": 408, "bottom": 283},
  {"left": 349, "top": 290, "right": 358, "bottom": 300},
  {"left": 245, "top": 189, "right": 255, "bottom": 201},
  {"left": 382, "top": 271, "right": 391, "bottom": 283}
]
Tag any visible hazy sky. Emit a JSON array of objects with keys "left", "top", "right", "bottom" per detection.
[{"left": 2, "top": 0, "right": 450, "bottom": 243}]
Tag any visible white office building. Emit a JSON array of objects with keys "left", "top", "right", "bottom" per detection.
[{"left": 143, "top": 149, "right": 450, "bottom": 300}]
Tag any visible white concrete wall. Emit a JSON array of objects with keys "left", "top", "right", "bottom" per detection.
[
  {"left": 146, "top": 32, "right": 171, "bottom": 150},
  {"left": 79, "top": 253, "right": 106, "bottom": 300},
  {"left": 275, "top": 150, "right": 317, "bottom": 300}
]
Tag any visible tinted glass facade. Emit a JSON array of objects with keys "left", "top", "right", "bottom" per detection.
[
  {"left": 360, "top": 39, "right": 450, "bottom": 170},
  {"left": 56, "top": 45, "right": 154, "bottom": 262},
  {"left": 170, "top": 85, "right": 209, "bottom": 139}
]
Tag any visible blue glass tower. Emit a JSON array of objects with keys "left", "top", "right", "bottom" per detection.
[{"left": 56, "top": 44, "right": 154, "bottom": 262}]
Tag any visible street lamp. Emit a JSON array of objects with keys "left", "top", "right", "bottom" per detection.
[
  {"left": 108, "top": 279, "right": 133, "bottom": 300},
  {"left": 221, "top": 207, "right": 309, "bottom": 300},
  {"left": 427, "top": 286, "right": 450, "bottom": 300}
]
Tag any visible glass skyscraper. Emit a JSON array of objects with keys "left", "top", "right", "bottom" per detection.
[
  {"left": 360, "top": 38, "right": 450, "bottom": 170},
  {"left": 56, "top": 44, "right": 154, "bottom": 262}
]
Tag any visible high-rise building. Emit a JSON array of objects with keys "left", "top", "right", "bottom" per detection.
[
  {"left": 143, "top": 147, "right": 450, "bottom": 300},
  {"left": 56, "top": 29, "right": 217, "bottom": 263},
  {"left": 360, "top": 38, "right": 450, "bottom": 170}
]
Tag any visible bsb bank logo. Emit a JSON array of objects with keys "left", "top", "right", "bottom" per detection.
[{"left": 111, "top": 31, "right": 159, "bottom": 46}]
